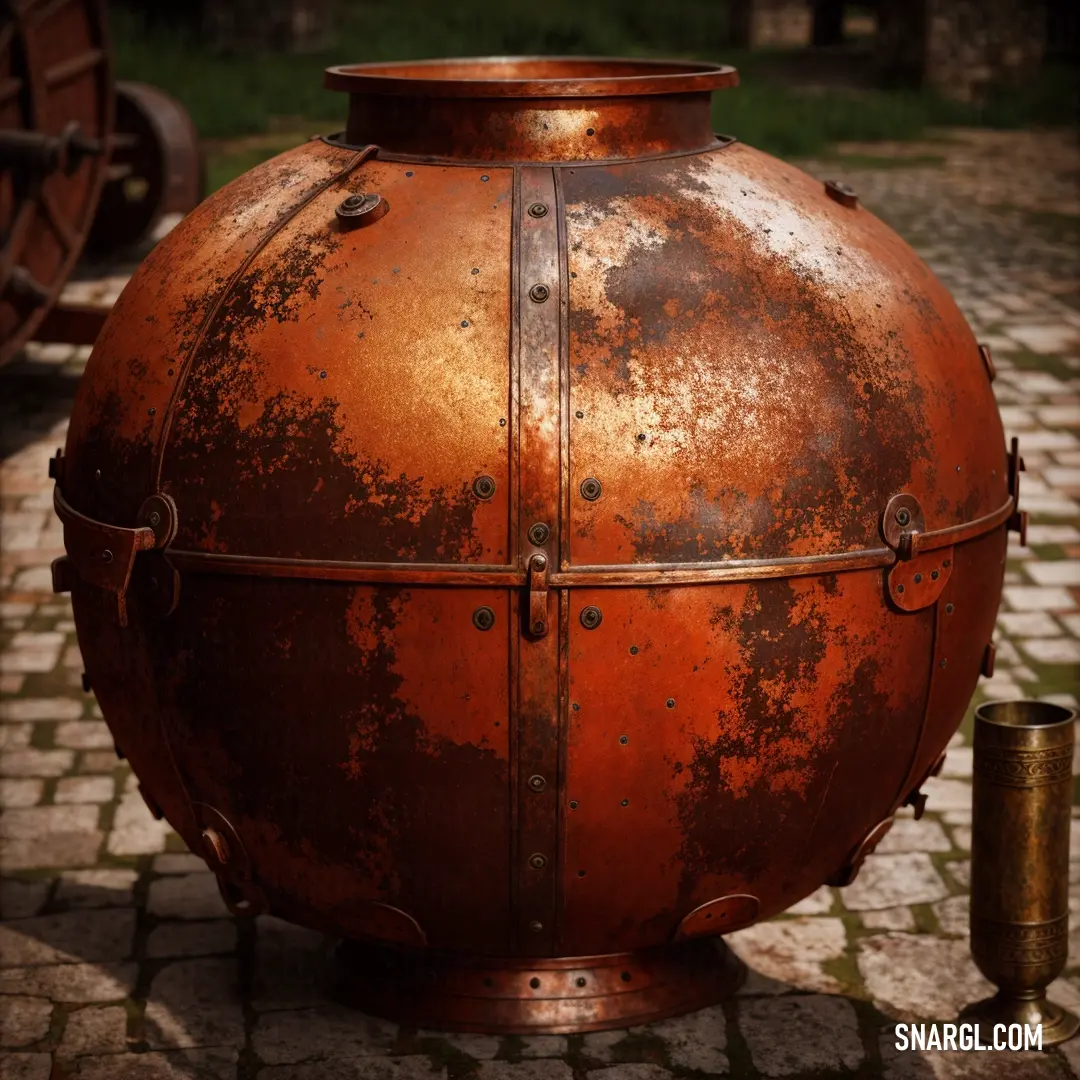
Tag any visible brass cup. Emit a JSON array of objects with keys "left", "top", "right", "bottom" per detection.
[{"left": 960, "top": 700, "right": 1079, "bottom": 1046}]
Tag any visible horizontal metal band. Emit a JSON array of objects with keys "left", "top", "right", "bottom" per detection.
[
  {"left": 167, "top": 544, "right": 895, "bottom": 588},
  {"left": 318, "top": 133, "right": 736, "bottom": 170},
  {"left": 910, "top": 497, "right": 1014, "bottom": 556}
]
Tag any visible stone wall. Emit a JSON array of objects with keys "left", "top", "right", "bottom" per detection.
[
  {"left": 202, "top": 0, "right": 334, "bottom": 54},
  {"left": 728, "top": 0, "right": 813, "bottom": 48},
  {"left": 922, "top": 0, "right": 1047, "bottom": 103}
]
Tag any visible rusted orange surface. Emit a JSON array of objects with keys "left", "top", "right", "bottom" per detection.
[{"left": 57, "top": 57, "right": 1011, "bottom": 1032}]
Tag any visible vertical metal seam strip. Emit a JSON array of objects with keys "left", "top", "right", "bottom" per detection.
[
  {"left": 891, "top": 599, "right": 943, "bottom": 809},
  {"left": 508, "top": 163, "right": 522, "bottom": 951},
  {"left": 553, "top": 165, "right": 570, "bottom": 949},
  {"left": 150, "top": 144, "right": 379, "bottom": 492}
]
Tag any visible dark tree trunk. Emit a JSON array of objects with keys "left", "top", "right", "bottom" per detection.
[{"left": 812, "top": 0, "right": 846, "bottom": 46}]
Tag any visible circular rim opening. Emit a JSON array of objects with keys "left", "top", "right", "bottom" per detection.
[
  {"left": 975, "top": 700, "right": 1076, "bottom": 730},
  {"left": 324, "top": 55, "right": 738, "bottom": 98}
]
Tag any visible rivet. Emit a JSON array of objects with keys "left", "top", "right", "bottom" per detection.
[
  {"left": 167, "top": 368, "right": 174, "bottom": 377},
  {"left": 528, "top": 202, "right": 548, "bottom": 218},
  {"left": 895, "top": 508, "right": 911, "bottom": 526},
  {"left": 473, "top": 606, "right": 496, "bottom": 631},
  {"left": 586, "top": 127, "right": 595, "bottom": 136},
  {"left": 580, "top": 477, "right": 602, "bottom": 501},
  {"left": 572, "top": 703, "right": 580, "bottom": 711},
  {"left": 931, "top": 569, "right": 939, "bottom": 580},
  {"left": 637, "top": 433, "right": 646, "bottom": 442},
  {"left": 621, "top": 799, "right": 629, "bottom": 807},
  {"left": 629, "top": 645, "right": 639, "bottom": 655},
  {"left": 575, "top": 410, "right": 584, "bottom": 419},
  {"left": 940, "top": 658, "right": 948, "bottom": 669},
  {"left": 472, "top": 267, "right": 480, "bottom": 274},
  {"left": 94, "top": 469, "right": 101, "bottom": 481},
  {"left": 148, "top": 511, "right": 161, "bottom": 527},
  {"left": 528, "top": 522, "right": 550, "bottom": 545},
  {"left": 405, "top": 171, "right": 413, "bottom": 177},
  {"left": 576, "top": 976, "right": 587, "bottom": 986},
  {"left": 897, "top": 584, "right": 905, "bottom": 594},
  {"left": 666, "top": 698, "right": 675, "bottom": 708},
  {"left": 148, "top": 407, "right": 156, "bottom": 416},
  {"left": 943, "top": 559, "right": 951, "bottom": 568},
  {"left": 481, "top": 175, "right": 489, "bottom": 182},
  {"left": 529, "top": 283, "right": 550, "bottom": 303},
  {"left": 529, "top": 853, "right": 547, "bottom": 869},
  {"left": 461, "top": 319, "right": 470, "bottom": 327},
  {"left": 580, "top": 606, "right": 603, "bottom": 630},
  {"left": 530, "top": 976, "right": 541, "bottom": 987},
  {"left": 528, "top": 774, "right": 546, "bottom": 792},
  {"left": 532, "top": 620, "right": 546, "bottom": 635},
  {"left": 619, "top": 735, "right": 628, "bottom": 745},
  {"left": 824, "top": 179, "right": 859, "bottom": 208},
  {"left": 621, "top": 971, "right": 632, "bottom": 982},
  {"left": 946, "top": 603, "right": 955, "bottom": 614},
  {"left": 100, "top": 549, "right": 113, "bottom": 564},
  {"left": 473, "top": 475, "right": 496, "bottom": 500},
  {"left": 577, "top": 870, "right": 586, "bottom": 878},
  {"left": 914, "top": 573, "right": 922, "bottom": 584},
  {"left": 569, "top": 800, "right": 578, "bottom": 810},
  {"left": 499, "top": 418, "right": 507, "bottom": 426},
  {"left": 528, "top": 920, "right": 542, "bottom": 932},
  {"left": 319, "top": 370, "right": 327, "bottom": 379}
]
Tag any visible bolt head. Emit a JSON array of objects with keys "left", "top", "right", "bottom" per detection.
[
  {"left": 528, "top": 522, "right": 550, "bottom": 545},
  {"left": 472, "top": 606, "right": 496, "bottom": 631},
  {"left": 529, "top": 283, "right": 550, "bottom": 303},
  {"left": 148, "top": 511, "right": 161, "bottom": 527},
  {"left": 580, "top": 477, "right": 602, "bottom": 501},
  {"left": 580, "top": 606, "right": 603, "bottom": 630},
  {"left": 895, "top": 508, "right": 911, "bottom": 526},
  {"left": 528, "top": 202, "right": 548, "bottom": 218},
  {"left": 473, "top": 475, "right": 496, "bottom": 500}
]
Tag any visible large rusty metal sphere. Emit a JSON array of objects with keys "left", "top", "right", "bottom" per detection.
[{"left": 54, "top": 58, "right": 1016, "bottom": 1032}]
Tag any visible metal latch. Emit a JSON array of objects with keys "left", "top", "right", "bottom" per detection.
[
  {"left": 880, "top": 493, "right": 952, "bottom": 611},
  {"left": 527, "top": 554, "right": 549, "bottom": 638},
  {"left": 1006, "top": 436, "right": 1027, "bottom": 545},
  {"left": 50, "top": 487, "right": 179, "bottom": 627}
]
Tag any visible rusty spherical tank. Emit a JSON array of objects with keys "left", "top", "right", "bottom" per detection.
[{"left": 53, "top": 58, "right": 1018, "bottom": 1032}]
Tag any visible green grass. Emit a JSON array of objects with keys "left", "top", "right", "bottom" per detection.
[{"left": 108, "top": 1, "right": 1080, "bottom": 188}]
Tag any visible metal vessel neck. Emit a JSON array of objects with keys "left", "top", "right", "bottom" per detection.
[{"left": 324, "top": 56, "right": 738, "bottom": 163}]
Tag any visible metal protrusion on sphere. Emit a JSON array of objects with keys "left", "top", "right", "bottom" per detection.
[{"left": 960, "top": 700, "right": 1079, "bottom": 1046}]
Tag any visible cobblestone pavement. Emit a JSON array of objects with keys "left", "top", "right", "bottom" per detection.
[{"left": 1, "top": 129, "right": 1079, "bottom": 1079}]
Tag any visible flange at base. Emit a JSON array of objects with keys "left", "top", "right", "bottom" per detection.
[
  {"left": 330, "top": 937, "right": 747, "bottom": 1034},
  {"left": 959, "top": 992, "right": 1080, "bottom": 1048}
]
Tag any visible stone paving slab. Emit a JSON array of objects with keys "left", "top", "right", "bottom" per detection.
[{"left": 1, "top": 132, "right": 1079, "bottom": 1078}]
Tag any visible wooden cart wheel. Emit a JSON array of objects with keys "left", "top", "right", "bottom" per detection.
[
  {"left": 86, "top": 80, "right": 205, "bottom": 256},
  {"left": 0, "top": 0, "right": 113, "bottom": 366}
]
